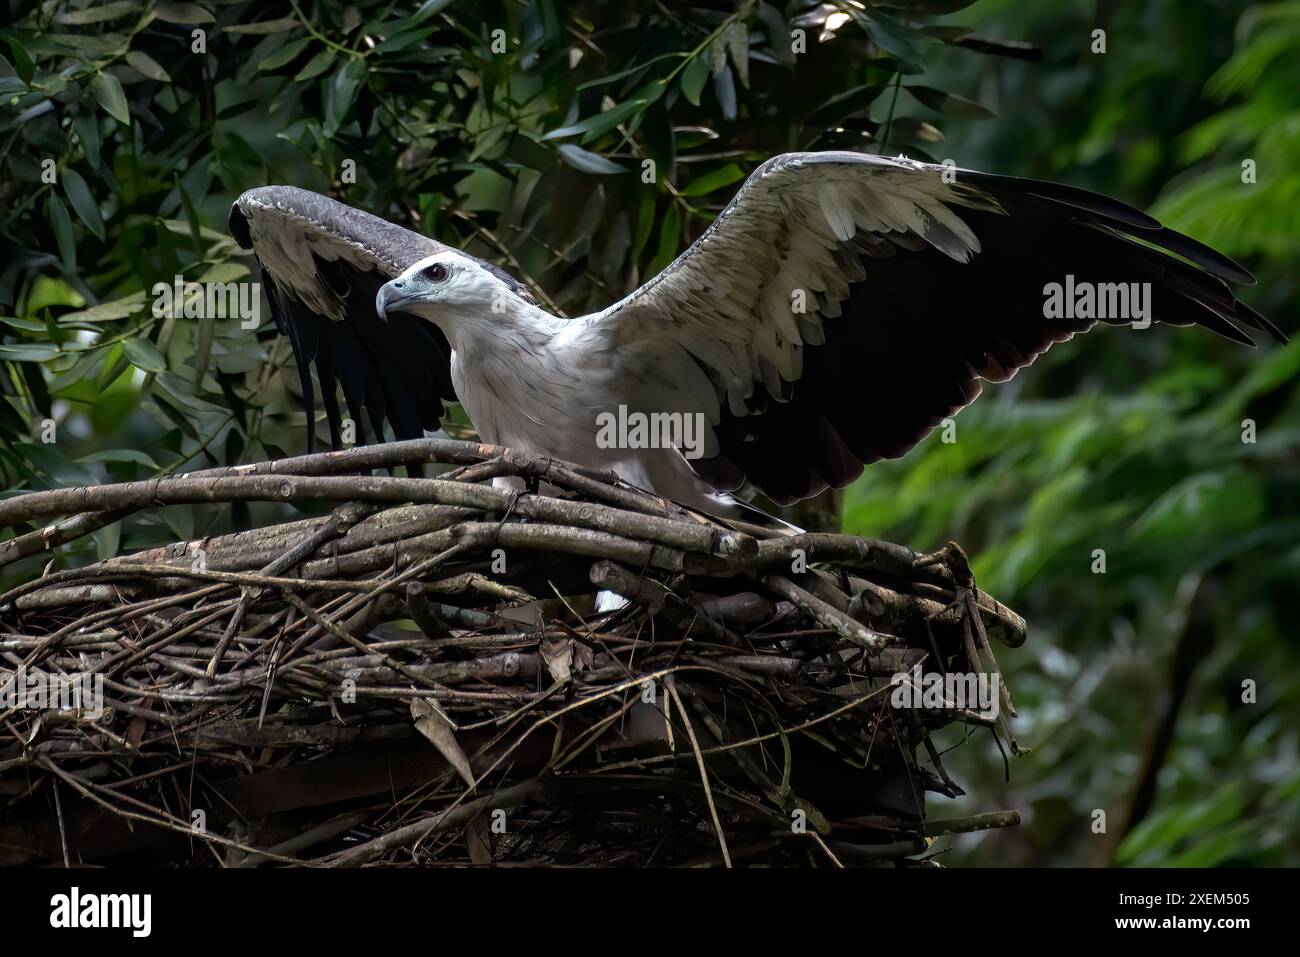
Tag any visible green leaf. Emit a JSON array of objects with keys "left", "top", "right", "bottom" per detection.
[
  {"left": 47, "top": 194, "right": 77, "bottom": 272},
  {"left": 225, "top": 18, "right": 299, "bottom": 35},
  {"left": 680, "top": 55, "right": 709, "bottom": 106},
  {"left": 642, "top": 100, "right": 676, "bottom": 182},
  {"left": 61, "top": 168, "right": 106, "bottom": 241},
  {"left": 543, "top": 99, "right": 647, "bottom": 143},
  {"left": 6, "top": 29, "right": 127, "bottom": 60},
  {"left": 125, "top": 49, "right": 171, "bottom": 82},
  {"left": 124, "top": 337, "right": 168, "bottom": 373},
  {"left": 174, "top": 169, "right": 205, "bottom": 261},
  {"left": 0, "top": 342, "right": 61, "bottom": 362},
  {"left": 154, "top": 2, "right": 216, "bottom": 24},
  {"left": 648, "top": 202, "right": 682, "bottom": 276},
  {"left": 756, "top": 2, "right": 796, "bottom": 65},
  {"left": 5, "top": 34, "right": 36, "bottom": 85},
  {"left": 809, "top": 82, "right": 888, "bottom": 125},
  {"left": 577, "top": 53, "right": 683, "bottom": 92},
  {"left": 1128, "top": 469, "right": 1264, "bottom": 548},
  {"left": 194, "top": 311, "right": 215, "bottom": 384},
  {"left": 197, "top": 262, "right": 249, "bottom": 283},
  {"left": 58, "top": 1, "right": 140, "bottom": 25},
  {"left": 859, "top": 11, "right": 928, "bottom": 69},
  {"left": 375, "top": 26, "right": 434, "bottom": 53},
  {"left": 73, "top": 111, "right": 102, "bottom": 166},
  {"left": 412, "top": 0, "right": 457, "bottom": 20},
  {"left": 723, "top": 21, "right": 749, "bottom": 89},
  {"left": 81, "top": 448, "right": 160, "bottom": 468},
  {"left": 160, "top": 219, "right": 229, "bottom": 244},
  {"left": 58, "top": 292, "right": 147, "bottom": 325},
  {"left": 259, "top": 36, "right": 310, "bottom": 70},
  {"left": 556, "top": 143, "right": 624, "bottom": 175},
  {"left": 91, "top": 71, "right": 130, "bottom": 125},
  {"left": 150, "top": 393, "right": 200, "bottom": 440},
  {"left": 325, "top": 58, "right": 367, "bottom": 135},
  {"left": 93, "top": 521, "right": 122, "bottom": 562},
  {"left": 294, "top": 48, "right": 335, "bottom": 81},
  {"left": 96, "top": 344, "right": 131, "bottom": 390},
  {"left": 632, "top": 189, "right": 656, "bottom": 262},
  {"left": 904, "top": 84, "right": 994, "bottom": 118},
  {"left": 12, "top": 443, "right": 100, "bottom": 485},
  {"left": 681, "top": 163, "right": 746, "bottom": 196},
  {"left": 0, "top": 316, "right": 47, "bottom": 332},
  {"left": 1118, "top": 783, "right": 1247, "bottom": 864}
]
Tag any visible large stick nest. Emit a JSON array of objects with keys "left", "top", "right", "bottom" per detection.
[{"left": 0, "top": 439, "right": 1026, "bottom": 867}]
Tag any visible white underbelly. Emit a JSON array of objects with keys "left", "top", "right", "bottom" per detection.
[{"left": 450, "top": 351, "right": 716, "bottom": 507}]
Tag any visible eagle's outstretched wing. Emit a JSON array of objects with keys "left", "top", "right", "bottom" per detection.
[
  {"left": 582, "top": 152, "right": 1284, "bottom": 504},
  {"left": 229, "top": 187, "right": 531, "bottom": 451}
]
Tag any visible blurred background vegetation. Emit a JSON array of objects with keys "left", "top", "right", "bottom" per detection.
[{"left": 0, "top": 0, "right": 1296, "bottom": 865}]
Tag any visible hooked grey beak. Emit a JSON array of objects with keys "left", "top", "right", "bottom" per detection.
[{"left": 375, "top": 280, "right": 419, "bottom": 322}]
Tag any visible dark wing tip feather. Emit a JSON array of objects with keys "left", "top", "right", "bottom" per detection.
[
  {"left": 235, "top": 187, "right": 464, "bottom": 453},
  {"left": 1079, "top": 222, "right": 1276, "bottom": 346},
  {"left": 1024, "top": 184, "right": 1161, "bottom": 230},
  {"left": 264, "top": 275, "right": 322, "bottom": 452},
  {"left": 985, "top": 178, "right": 1276, "bottom": 349},
  {"left": 228, "top": 205, "right": 252, "bottom": 250},
  {"left": 1235, "top": 300, "right": 1288, "bottom": 344},
  {"left": 1146, "top": 227, "right": 1256, "bottom": 285},
  {"left": 967, "top": 171, "right": 1258, "bottom": 286},
  {"left": 962, "top": 171, "right": 1161, "bottom": 230}
]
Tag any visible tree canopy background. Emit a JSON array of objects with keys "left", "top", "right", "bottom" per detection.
[{"left": 1, "top": 0, "right": 1296, "bottom": 866}]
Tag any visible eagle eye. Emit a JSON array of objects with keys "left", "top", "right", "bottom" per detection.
[{"left": 425, "top": 262, "right": 449, "bottom": 283}]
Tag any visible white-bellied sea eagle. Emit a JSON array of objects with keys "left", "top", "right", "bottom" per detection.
[{"left": 228, "top": 152, "right": 1283, "bottom": 512}]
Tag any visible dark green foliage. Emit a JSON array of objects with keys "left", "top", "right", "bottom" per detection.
[{"left": 0, "top": 0, "right": 994, "bottom": 506}]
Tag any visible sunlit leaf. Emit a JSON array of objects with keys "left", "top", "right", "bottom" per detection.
[
  {"left": 61, "top": 168, "right": 105, "bottom": 241},
  {"left": 58, "top": 292, "right": 147, "bottom": 325},
  {"left": 81, "top": 448, "right": 160, "bottom": 468},
  {"left": 543, "top": 99, "right": 647, "bottom": 143},
  {"left": 125, "top": 50, "right": 171, "bottom": 82},
  {"left": 259, "top": 36, "right": 311, "bottom": 71},
  {"left": 47, "top": 193, "right": 76, "bottom": 271},
  {"left": 225, "top": 18, "right": 300, "bottom": 35},
  {"left": 58, "top": 2, "right": 140, "bottom": 25},
  {"left": 680, "top": 54, "right": 709, "bottom": 106},
  {"left": 680, "top": 163, "right": 746, "bottom": 196},
  {"left": 124, "top": 337, "right": 168, "bottom": 373},
  {"left": 0, "top": 342, "right": 61, "bottom": 362},
  {"left": 324, "top": 58, "right": 366, "bottom": 134},
  {"left": 90, "top": 71, "right": 130, "bottom": 125},
  {"left": 723, "top": 21, "right": 749, "bottom": 88},
  {"left": 556, "top": 143, "right": 624, "bottom": 174},
  {"left": 904, "top": 83, "right": 993, "bottom": 118},
  {"left": 154, "top": 2, "right": 214, "bottom": 25}
]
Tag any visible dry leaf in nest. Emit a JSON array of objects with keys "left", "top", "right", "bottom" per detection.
[
  {"left": 411, "top": 698, "right": 475, "bottom": 788},
  {"left": 540, "top": 635, "right": 575, "bottom": 683}
]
